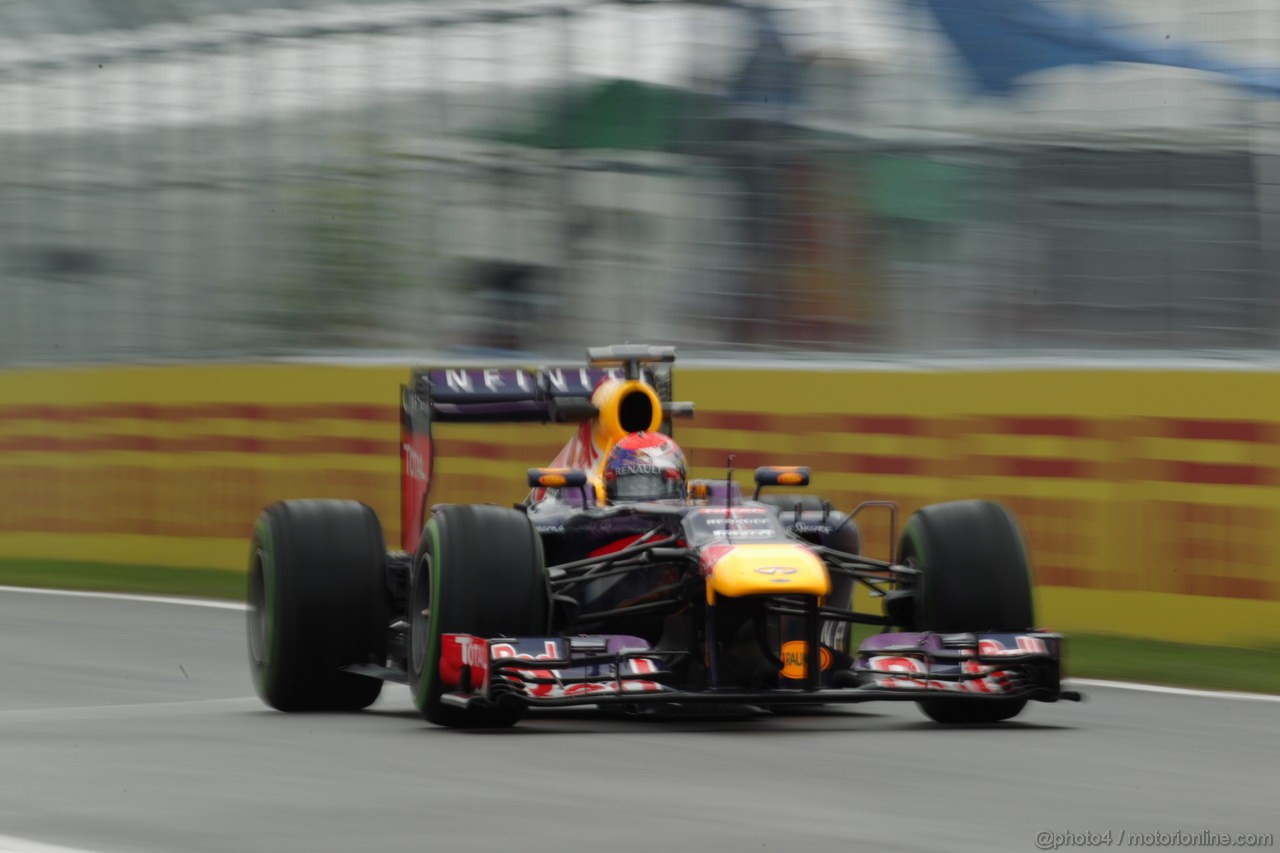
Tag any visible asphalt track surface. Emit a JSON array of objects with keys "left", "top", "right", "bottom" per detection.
[{"left": 1, "top": 589, "right": 1275, "bottom": 853}]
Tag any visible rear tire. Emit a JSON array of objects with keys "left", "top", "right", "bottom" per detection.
[
  {"left": 898, "top": 500, "right": 1034, "bottom": 724},
  {"left": 248, "top": 500, "right": 389, "bottom": 711},
  {"left": 408, "top": 504, "right": 550, "bottom": 728}
]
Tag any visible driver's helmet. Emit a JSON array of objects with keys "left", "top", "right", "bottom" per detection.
[{"left": 602, "top": 431, "right": 687, "bottom": 504}]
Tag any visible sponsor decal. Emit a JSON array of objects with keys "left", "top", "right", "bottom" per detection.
[
  {"left": 780, "top": 641, "right": 833, "bottom": 679},
  {"left": 491, "top": 640, "right": 562, "bottom": 699},
  {"left": 443, "top": 369, "right": 474, "bottom": 393},
  {"left": 872, "top": 671, "right": 1013, "bottom": 694},
  {"left": 777, "top": 472, "right": 805, "bottom": 485},
  {"left": 975, "top": 636, "right": 1050, "bottom": 657},
  {"left": 489, "top": 640, "right": 665, "bottom": 698},
  {"left": 962, "top": 658, "right": 992, "bottom": 676},
  {"left": 542, "top": 367, "right": 624, "bottom": 394},
  {"left": 613, "top": 464, "right": 662, "bottom": 476},
  {"left": 399, "top": 425, "right": 433, "bottom": 551},
  {"left": 439, "top": 634, "right": 490, "bottom": 691},
  {"left": 458, "top": 636, "right": 488, "bottom": 669},
  {"left": 692, "top": 510, "right": 784, "bottom": 541},
  {"left": 430, "top": 368, "right": 640, "bottom": 404},
  {"left": 491, "top": 640, "right": 560, "bottom": 662},
  {"left": 402, "top": 443, "right": 427, "bottom": 481},
  {"left": 439, "top": 368, "right": 536, "bottom": 394},
  {"left": 862, "top": 637, "right": 1045, "bottom": 692},
  {"left": 866, "top": 655, "right": 927, "bottom": 674},
  {"left": 791, "top": 522, "right": 831, "bottom": 535},
  {"left": 555, "top": 678, "right": 665, "bottom": 698},
  {"left": 702, "top": 517, "right": 773, "bottom": 529},
  {"left": 754, "top": 566, "right": 798, "bottom": 575}
]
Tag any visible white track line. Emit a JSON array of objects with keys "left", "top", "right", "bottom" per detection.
[
  {"left": 0, "top": 835, "right": 105, "bottom": 853},
  {"left": 3, "top": 586, "right": 1276, "bottom": 702},
  {"left": 0, "top": 696, "right": 263, "bottom": 724},
  {"left": 1067, "top": 678, "right": 1280, "bottom": 703},
  {"left": 0, "top": 585, "right": 245, "bottom": 610}
]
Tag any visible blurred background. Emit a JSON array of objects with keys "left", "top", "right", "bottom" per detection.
[
  {"left": 2, "top": 0, "right": 1279, "bottom": 363},
  {"left": 3, "top": 0, "right": 1280, "bottom": 663}
]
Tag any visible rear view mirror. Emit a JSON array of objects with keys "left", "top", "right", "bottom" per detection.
[
  {"left": 753, "top": 466, "right": 810, "bottom": 499},
  {"left": 527, "top": 468, "right": 588, "bottom": 489}
]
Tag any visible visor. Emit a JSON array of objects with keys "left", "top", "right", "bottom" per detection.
[{"left": 610, "top": 472, "right": 683, "bottom": 502}]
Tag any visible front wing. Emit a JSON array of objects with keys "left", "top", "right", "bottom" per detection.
[{"left": 436, "top": 631, "right": 1082, "bottom": 711}]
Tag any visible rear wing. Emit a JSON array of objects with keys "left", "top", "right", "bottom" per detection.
[{"left": 400, "top": 345, "right": 691, "bottom": 550}]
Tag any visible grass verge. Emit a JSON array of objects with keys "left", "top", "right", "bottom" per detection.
[
  {"left": 3, "top": 559, "right": 1277, "bottom": 695},
  {"left": 1065, "top": 633, "right": 1280, "bottom": 695},
  {"left": 0, "top": 559, "right": 247, "bottom": 601}
]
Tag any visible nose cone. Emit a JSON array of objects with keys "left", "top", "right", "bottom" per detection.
[{"left": 701, "top": 543, "right": 830, "bottom": 603}]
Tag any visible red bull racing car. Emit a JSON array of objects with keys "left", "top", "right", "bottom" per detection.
[{"left": 247, "top": 345, "right": 1080, "bottom": 727}]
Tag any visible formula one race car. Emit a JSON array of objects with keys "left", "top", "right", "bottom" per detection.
[{"left": 247, "top": 345, "right": 1080, "bottom": 727}]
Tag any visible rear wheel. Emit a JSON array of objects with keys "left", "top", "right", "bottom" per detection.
[
  {"left": 408, "top": 504, "right": 550, "bottom": 728},
  {"left": 248, "top": 500, "right": 389, "bottom": 711},
  {"left": 898, "top": 500, "right": 1034, "bottom": 724}
]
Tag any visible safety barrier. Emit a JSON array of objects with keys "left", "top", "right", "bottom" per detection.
[{"left": 1, "top": 363, "right": 1277, "bottom": 647}]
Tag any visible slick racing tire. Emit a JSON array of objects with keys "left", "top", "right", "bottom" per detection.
[
  {"left": 408, "top": 504, "right": 550, "bottom": 728},
  {"left": 898, "top": 500, "right": 1034, "bottom": 724},
  {"left": 248, "top": 500, "right": 389, "bottom": 712}
]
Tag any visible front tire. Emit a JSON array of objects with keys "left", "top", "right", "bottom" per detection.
[
  {"left": 898, "top": 500, "right": 1034, "bottom": 724},
  {"left": 248, "top": 500, "right": 389, "bottom": 711},
  {"left": 408, "top": 504, "right": 550, "bottom": 728}
]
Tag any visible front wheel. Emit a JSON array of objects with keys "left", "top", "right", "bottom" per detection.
[
  {"left": 898, "top": 500, "right": 1034, "bottom": 724},
  {"left": 247, "top": 500, "right": 389, "bottom": 711},
  {"left": 407, "top": 504, "right": 550, "bottom": 728}
]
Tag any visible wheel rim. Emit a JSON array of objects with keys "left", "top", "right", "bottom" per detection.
[
  {"left": 411, "top": 555, "right": 432, "bottom": 675},
  {"left": 247, "top": 549, "right": 269, "bottom": 669}
]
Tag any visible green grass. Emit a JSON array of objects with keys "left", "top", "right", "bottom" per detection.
[
  {"left": 0, "top": 559, "right": 247, "bottom": 601},
  {"left": 3, "top": 559, "right": 1277, "bottom": 695},
  {"left": 1066, "top": 633, "right": 1280, "bottom": 695}
]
